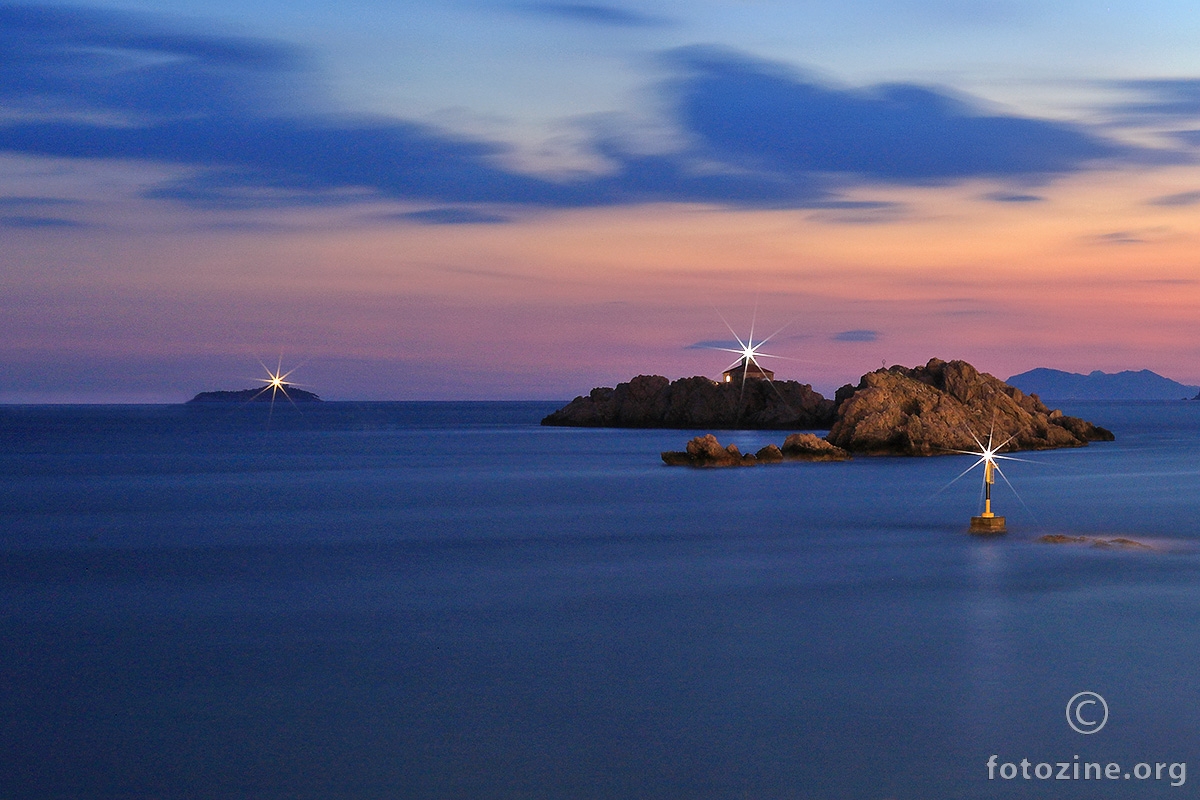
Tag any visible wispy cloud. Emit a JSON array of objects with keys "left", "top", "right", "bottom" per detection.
[
  {"left": 1147, "top": 190, "right": 1200, "bottom": 207},
  {"left": 0, "top": 214, "right": 84, "bottom": 228},
  {"left": 1174, "top": 130, "right": 1200, "bottom": 148},
  {"left": 389, "top": 207, "right": 511, "bottom": 225},
  {"left": 1107, "top": 79, "right": 1200, "bottom": 121},
  {"left": 685, "top": 339, "right": 741, "bottom": 350},
  {"left": 1090, "top": 231, "right": 1145, "bottom": 245},
  {"left": 514, "top": 3, "right": 671, "bottom": 27},
  {"left": 0, "top": 195, "right": 79, "bottom": 207},
  {"left": 832, "top": 329, "right": 880, "bottom": 342},
  {"left": 983, "top": 191, "right": 1044, "bottom": 203},
  {"left": 0, "top": 5, "right": 308, "bottom": 119}
]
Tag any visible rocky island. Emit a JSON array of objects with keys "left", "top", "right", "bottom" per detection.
[
  {"left": 541, "top": 357, "right": 1116, "bottom": 465},
  {"left": 827, "top": 358, "right": 1112, "bottom": 455},
  {"left": 187, "top": 386, "right": 322, "bottom": 403},
  {"left": 541, "top": 374, "right": 836, "bottom": 429}
]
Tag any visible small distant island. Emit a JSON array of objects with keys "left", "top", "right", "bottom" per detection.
[{"left": 187, "top": 386, "right": 322, "bottom": 403}]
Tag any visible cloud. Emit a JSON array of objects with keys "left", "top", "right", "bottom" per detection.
[
  {"left": 685, "top": 339, "right": 741, "bottom": 350},
  {"left": 832, "top": 329, "right": 880, "bottom": 342},
  {"left": 983, "top": 191, "right": 1044, "bottom": 203},
  {"left": 514, "top": 3, "right": 670, "bottom": 27},
  {"left": 1147, "top": 190, "right": 1200, "bottom": 207},
  {"left": 665, "top": 46, "right": 1149, "bottom": 183},
  {"left": 1090, "top": 231, "right": 1144, "bottom": 245},
  {"left": 0, "top": 195, "right": 78, "bottom": 207},
  {"left": 390, "top": 207, "right": 511, "bottom": 225},
  {"left": 805, "top": 201, "right": 906, "bottom": 225},
  {"left": 1107, "top": 79, "right": 1200, "bottom": 120},
  {"left": 0, "top": 117, "right": 579, "bottom": 204},
  {"left": 142, "top": 180, "right": 379, "bottom": 210},
  {"left": 1174, "top": 130, "right": 1200, "bottom": 147},
  {"left": 0, "top": 214, "right": 83, "bottom": 228},
  {"left": 0, "top": 9, "right": 1174, "bottom": 214},
  {"left": 0, "top": 5, "right": 307, "bottom": 119}
]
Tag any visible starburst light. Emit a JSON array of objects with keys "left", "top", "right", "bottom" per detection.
[
  {"left": 710, "top": 308, "right": 788, "bottom": 376},
  {"left": 256, "top": 355, "right": 297, "bottom": 403},
  {"left": 943, "top": 423, "right": 1038, "bottom": 518},
  {"left": 696, "top": 306, "right": 804, "bottom": 424},
  {"left": 250, "top": 355, "right": 306, "bottom": 426}
]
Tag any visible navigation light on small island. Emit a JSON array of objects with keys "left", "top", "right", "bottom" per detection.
[{"left": 257, "top": 357, "right": 297, "bottom": 403}]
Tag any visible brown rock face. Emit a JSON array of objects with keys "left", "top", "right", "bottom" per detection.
[
  {"left": 543, "top": 374, "right": 837, "bottom": 429},
  {"left": 827, "top": 358, "right": 1114, "bottom": 455},
  {"left": 661, "top": 434, "right": 759, "bottom": 467},
  {"left": 662, "top": 435, "right": 848, "bottom": 466},
  {"left": 755, "top": 443, "right": 784, "bottom": 463},
  {"left": 781, "top": 433, "right": 851, "bottom": 461}
]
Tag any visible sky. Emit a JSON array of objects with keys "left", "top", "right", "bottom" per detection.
[{"left": 4, "top": 1, "right": 1200, "bottom": 401}]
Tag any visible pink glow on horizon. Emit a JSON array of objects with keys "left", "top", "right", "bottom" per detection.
[{"left": 4, "top": 165, "right": 1200, "bottom": 401}]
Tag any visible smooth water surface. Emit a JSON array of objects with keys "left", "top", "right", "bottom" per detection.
[{"left": 1, "top": 401, "right": 1199, "bottom": 799}]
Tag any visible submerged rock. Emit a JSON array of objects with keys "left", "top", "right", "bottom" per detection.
[
  {"left": 1038, "top": 534, "right": 1153, "bottom": 550},
  {"left": 827, "top": 358, "right": 1113, "bottom": 456},
  {"left": 543, "top": 374, "right": 837, "bottom": 430}
]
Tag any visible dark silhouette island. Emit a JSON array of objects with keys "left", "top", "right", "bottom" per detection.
[
  {"left": 187, "top": 386, "right": 321, "bottom": 403},
  {"left": 542, "top": 373, "right": 836, "bottom": 429}
]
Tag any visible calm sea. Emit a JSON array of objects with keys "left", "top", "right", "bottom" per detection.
[{"left": 2, "top": 401, "right": 1199, "bottom": 799}]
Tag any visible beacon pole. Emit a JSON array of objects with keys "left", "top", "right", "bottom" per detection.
[
  {"left": 983, "top": 459, "right": 994, "bottom": 518},
  {"left": 969, "top": 454, "right": 1005, "bottom": 534}
]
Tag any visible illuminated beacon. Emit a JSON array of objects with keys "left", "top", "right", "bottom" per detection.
[
  {"left": 969, "top": 452, "right": 1006, "bottom": 533},
  {"left": 960, "top": 431, "right": 1009, "bottom": 534}
]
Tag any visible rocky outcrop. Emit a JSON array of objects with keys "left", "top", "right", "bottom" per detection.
[
  {"left": 827, "top": 359, "right": 1113, "bottom": 455},
  {"left": 1039, "top": 534, "right": 1152, "bottom": 550},
  {"left": 756, "top": 443, "right": 784, "bottom": 463},
  {"left": 188, "top": 386, "right": 321, "bottom": 403},
  {"left": 661, "top": 434, "right": 761, "bottom": 467},
  {"left": 543, "top": 374, "right": 837, "bottom": 429},
  {"left": 662, "top": 434, "right": 849, "bottom": 466},
  {"left": 781, "top": 433, "right": 851, "bottom": 461}
]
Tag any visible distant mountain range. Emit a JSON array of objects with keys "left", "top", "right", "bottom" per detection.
[{"left": 1006, "top": 368, "right": 1199, "bottom": 401}]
